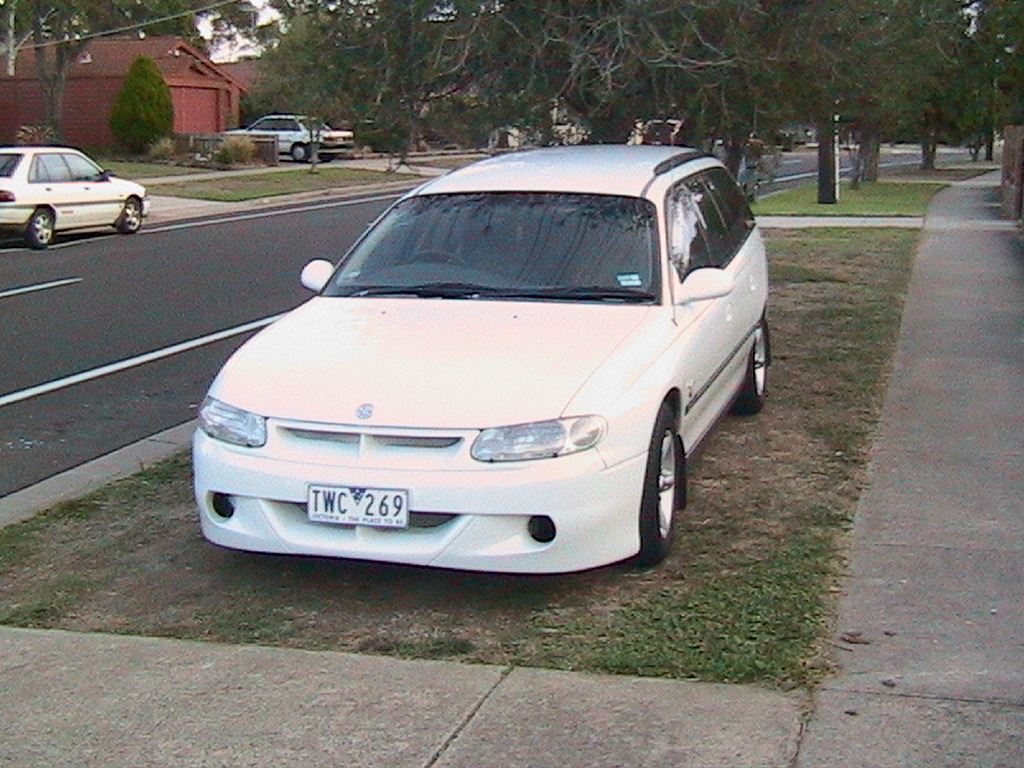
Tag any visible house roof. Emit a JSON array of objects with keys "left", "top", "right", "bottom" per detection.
[{"left": 3, "top": 36, "right": 247, "bottom": 92}]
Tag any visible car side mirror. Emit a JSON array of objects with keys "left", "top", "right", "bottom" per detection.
[
  {"left": 678, "top": 268, "right": 734, "bottom": 304},
  {"left": 300, "top": 259, "right": 334, "bottom": 292}
]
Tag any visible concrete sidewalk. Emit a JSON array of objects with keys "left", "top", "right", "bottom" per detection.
[
  {"left": 797, "top": 173, "right": 1024, "bottom": 766},
  {"left": 2, "top": 173, "right": 1023, "bottom": 767}
]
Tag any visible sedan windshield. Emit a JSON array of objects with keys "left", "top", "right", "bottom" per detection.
[{"left": 326, "top": 192, "right": 660, "bottom": 303}]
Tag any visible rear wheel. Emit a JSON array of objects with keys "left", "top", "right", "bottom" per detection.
[
  {"left": 732, "top": 319, "right": 770, "bottom": 416},
  {"left": 290, "top": 143, "right": 310, "bottom": 162},
  {"left": 636, "top": 401, "right": 686, "bottom": 567},
  {"left": 25, "top": 208, "right": 55, "bottom": 249}
]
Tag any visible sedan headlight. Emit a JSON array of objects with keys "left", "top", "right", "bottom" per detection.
[
  {"left": 197, "top": 397, "right": 267, "bottom": 447},
  {"left": 471, "top": 416, "right": 606, "bottom": 462}
]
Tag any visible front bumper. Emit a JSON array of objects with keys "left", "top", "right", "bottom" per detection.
[{"left": 193, "top": 424, "right": 647, "bottom": 574}]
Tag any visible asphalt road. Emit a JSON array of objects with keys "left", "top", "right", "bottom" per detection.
[{"left": 0, "top": 193, "right": 398, "bottom": 497}]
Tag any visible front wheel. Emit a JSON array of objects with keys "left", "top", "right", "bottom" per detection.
[
  {"left": 115, "top": 197, "right": 143, "bottom": 234},
  {"left": 636, "top": 402, "right": 686, "bottom": 567},
  {"left": 25, "top": 208, "right": 55, "bottom": 249},
  {"left": 732, "top": 319, "right": 770, "bottom": 415}
]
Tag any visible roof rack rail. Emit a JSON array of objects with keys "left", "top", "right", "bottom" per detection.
[{"left": 652, "top": 150, "right": 709, "bottom": 177}]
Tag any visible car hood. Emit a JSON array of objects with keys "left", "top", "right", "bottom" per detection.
[{"left": 209, "top": 297, "right": 654, "bottom": 428}]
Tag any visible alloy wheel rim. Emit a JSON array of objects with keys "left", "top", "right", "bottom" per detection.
[
  {"left": 124, "top": 202, "right": 141, "bottom": 229},
  {"left": 33, "top": 215, "right": 53, "bottom": 243},
  {"left": 753, "top": 328, "right": 768, "bottom": 395},
  {"left": 657, "top": 430, "right": 676, "bottom": 538}
]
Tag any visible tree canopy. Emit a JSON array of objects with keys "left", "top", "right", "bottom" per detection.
[{"left": 240, "top": 0, "right": 1010, "bottom": 162}]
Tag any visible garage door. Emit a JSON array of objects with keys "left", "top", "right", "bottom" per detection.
[{"left": 172, "top": 87, "right": 221, "bottom": 134}]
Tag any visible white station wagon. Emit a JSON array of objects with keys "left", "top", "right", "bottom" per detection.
[{"left": 194, "top": 145, "right": 770, "bottom": 574}]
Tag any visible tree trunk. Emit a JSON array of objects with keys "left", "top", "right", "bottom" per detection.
[
  {"left": 859, "top": 128, "right": 881, "bottom": 182},
  {"left": 30, "top": 24, "right": 84, "bottom": 142}
]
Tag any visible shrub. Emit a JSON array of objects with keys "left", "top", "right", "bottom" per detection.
[
  {"left": 146, "top": 136, "right": 177, "bottom": 161},
  {"left": 214, "top": 135, "right": 257, "bottom": 166},
  {"left": 15, "top": 124, "right": 56, "bottom": 145},
  {"left": 109, "top": 56, "right": 174, "bottom": 155}
]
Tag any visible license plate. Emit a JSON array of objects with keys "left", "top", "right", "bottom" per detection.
[{"left": 307, "top": 484, "right": 409, "bottom": 528}]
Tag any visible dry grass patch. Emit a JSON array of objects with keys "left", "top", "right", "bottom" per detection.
[{"left": 0, "top": 227, "right": 918, "bottom": 687}]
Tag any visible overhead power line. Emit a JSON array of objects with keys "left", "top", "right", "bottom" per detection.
[{"left": 21, "top": 0, "right": 245, "bottom": 51}]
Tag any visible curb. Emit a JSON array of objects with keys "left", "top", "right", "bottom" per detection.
[{"left": 0, "top": 421, "right": 194, "bottom": 529}]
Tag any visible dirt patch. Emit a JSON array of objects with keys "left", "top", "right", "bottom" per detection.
[{"left": 0, "top": 228, "right": 919, "bottom": 686}]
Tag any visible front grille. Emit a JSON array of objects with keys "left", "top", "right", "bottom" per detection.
[{"left": 282, "top": 426, "right": 464, "bottom": 452}]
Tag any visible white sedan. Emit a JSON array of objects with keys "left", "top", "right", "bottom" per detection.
[
  {"left": 194, "top": 145, "right": 770, "bottom": 574},
  {"left": 0, "top": 146, "right": 148, "bottom": 249}
]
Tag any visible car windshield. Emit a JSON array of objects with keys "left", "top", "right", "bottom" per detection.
[
  {"left": 325, "top": 192, "right": 660, "bottom": 303},
  {"left": 0, "top": 153, "right": 23, "bottom": 177}
]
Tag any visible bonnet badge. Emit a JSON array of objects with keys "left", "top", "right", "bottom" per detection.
[{"left": 355, "top": 404, "right": 374, "bottom": 420}]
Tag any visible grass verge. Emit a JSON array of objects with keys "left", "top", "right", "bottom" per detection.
[
  {"left": 0, "top": 227, "right": 918, "bottom": 688},
  {"left": 753, "top": 180, "right": 944, "bottom": 216},
  {"left": 149, "top": 166, "right": 422, "bottom": 201}
]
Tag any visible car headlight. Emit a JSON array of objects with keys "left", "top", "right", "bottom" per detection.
[
  {"left": 197, "top": 397, "right": 267, "bottom": 447},
  {"left": 471, "top": 416, "right": 606, "bottom": 462}
]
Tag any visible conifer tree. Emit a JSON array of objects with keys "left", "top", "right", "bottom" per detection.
[{"left": 109, "top": 55, "right": 174, "bottom": 154}]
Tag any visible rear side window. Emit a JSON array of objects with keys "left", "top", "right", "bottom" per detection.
[
  {"left": 0, "top": 153, "right": 22, "bottom": 177},
  {"left": 696, "top": 168, "right": 755, "bottom": 264},
  {"left": 29, "top": 154, "right": 73, "bottom": 183}
]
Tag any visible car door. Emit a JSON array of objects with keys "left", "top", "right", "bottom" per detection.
[
  {"left": 664, "top": 178, "right": 736, "bottom": 451},
  {"left": 697, "top": 167, "right": 767, "bottom": 352},
  {"left": 690, "top": 169, "right": 767, "bottom": 416},
  {"left": 28, "top": 153, "right": 87, "bottom": 230},
  {"left": 61, "top": 152, "right": 120, "bottom": 226}
]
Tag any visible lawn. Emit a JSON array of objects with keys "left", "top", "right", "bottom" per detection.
[
  {"left": 150, "top": 166, "right": 422, "bottom": 201},
  {"left": 0, "top": 226, "right": 920, "bottom": 689},
  {"left": 753, "top": 180, "right": 946, "bottom": 216}
]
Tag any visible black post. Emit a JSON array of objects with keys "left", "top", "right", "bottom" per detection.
[{"left": 817, "top": 117, "right": 838, "bottom": 204}]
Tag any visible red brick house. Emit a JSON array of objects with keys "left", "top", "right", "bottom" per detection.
[{"left": 0, "top": 36, "right": 247, "bottom": 147}]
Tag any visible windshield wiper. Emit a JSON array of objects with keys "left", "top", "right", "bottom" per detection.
[
  {"left": 496, "top": 285, "right": 656, "bottom": 303},
  {"left": 344, "top": 282, "right": 501, "bottom": 299}
]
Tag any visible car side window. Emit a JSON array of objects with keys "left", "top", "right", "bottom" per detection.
[
  {"left": 695, "top": 169, "right": 755, "bottom": 265},
  {"left": 62, "top": 153, "right": 103, "bottom": 182},
  {"left": 666, "top": 182, "right": 714, "bottom": 281},
  {"left": 29, "top": 154, "right": 73, "bottom": 183}
]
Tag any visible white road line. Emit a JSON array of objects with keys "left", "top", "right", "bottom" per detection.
[
  {"left": 0, "top": 277, "right": 83, "bottom": 300},
  {"left": 143, "top": 193, "right": 404, "bottom": 234},
  {"left": 0, "top": 313, "right": 283, "bottom": 408}
]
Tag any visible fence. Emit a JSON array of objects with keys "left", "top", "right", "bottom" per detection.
[{"left": 173, "top": 133, "right": 279, "bottom": 165}]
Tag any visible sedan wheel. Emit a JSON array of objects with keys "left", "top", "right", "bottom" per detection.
[
  {"left": 290, "top": 143, "right": 310, "bottom": 163},
  {"left": 25, "top": 208, "right": 55, "bottom": 249},
  {"left": 636, "top": 402, "right": 685, "bottom": 566},
  {"left": 115, "top": 197, "right": 143, "bottom": 234}
]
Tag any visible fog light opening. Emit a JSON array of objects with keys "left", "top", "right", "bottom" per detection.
[
  {"left": 211, "top": 493, "right": 236, "bottom": 519},
  {"left": 527, "top": 515, "right": 556, "bottom": 544}
]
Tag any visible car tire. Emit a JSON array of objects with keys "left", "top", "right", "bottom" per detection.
[
  {"left": 636, "top": 401, "right": 685, "bottom": 567},
  {"left": 732, "top": 319, "right": 770, "bottom": 416},
  {"left": 290, "top": 143, "right": 310, "bottom": 163},
  {"left": 115, "top": 196, "right": 143, "bottom": 234},
  {"left": 24, "top": 207, "right": 55, "bottom": 249}
]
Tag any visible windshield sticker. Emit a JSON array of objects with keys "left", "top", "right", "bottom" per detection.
[{"left": 617, "top": 273, "right": 642, "bottom": 287}]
